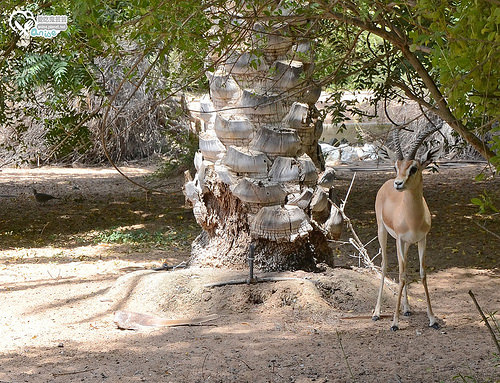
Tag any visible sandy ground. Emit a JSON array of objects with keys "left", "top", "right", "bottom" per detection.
[{"left": 0, "top": 163, "right": 498, "bottom": 383}]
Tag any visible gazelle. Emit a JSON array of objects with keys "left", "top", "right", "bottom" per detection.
[{"left": 372, "top": 124, "right": 442, "bottom": 331}]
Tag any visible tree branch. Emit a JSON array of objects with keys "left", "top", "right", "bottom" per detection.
[
  {"left": 387, "top": 79, "right": 436, "bottom": 111},
  {"left": 400, "top": 45, "right": 496, "bottom": 160},
  {"left": 315, "top": 2, "right": 496, "bottom": 160}
]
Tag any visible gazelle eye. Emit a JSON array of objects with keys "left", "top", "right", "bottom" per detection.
[{"left": 409, "top": 167, "right": 417, "bottom": 175}]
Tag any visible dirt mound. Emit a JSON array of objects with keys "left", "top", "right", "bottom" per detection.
[{"left": 105, "top": 267, "right": 391, "bottom": 322}]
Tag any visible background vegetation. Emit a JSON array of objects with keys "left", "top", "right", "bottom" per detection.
[{"left": 0, "top": 0, "right": 498, "bottom": 168}]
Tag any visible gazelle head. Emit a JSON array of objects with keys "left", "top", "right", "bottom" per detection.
[{"left": 391, "top": 124, "right": 442, "bottom": 192}]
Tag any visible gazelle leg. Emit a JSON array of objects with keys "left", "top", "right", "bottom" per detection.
[
  {"left": 402, "top": 242, "right": 411, "bottom": 316},
  {"left": 372, "top": 225, "right": 387, "bottom": 321},
  {"left": 391, "top": 237, "right": 406, "bottom": 331},
  {"left": 418, "top": 237, "right": 439, "bottom": 329}
]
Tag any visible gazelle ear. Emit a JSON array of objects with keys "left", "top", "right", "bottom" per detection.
[{"left": 420, "top": 146, "right": 441, "bottom": 168}]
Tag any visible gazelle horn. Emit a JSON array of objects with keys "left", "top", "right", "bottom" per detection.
[
  {"left": 407, "top": 122, "right": 443, "bottom": 160},
  {"left": 392, "top": 129, "right": 404, "bottom": 160}
]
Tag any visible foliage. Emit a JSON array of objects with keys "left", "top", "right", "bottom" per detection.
[
  {"left": 309, "top": 1, "right": 498, "bottom": 164},
  {"left": 410, "top": 0, "right": 500, "bottom": 169},
  {"left": 0, "top": 0, "right": 498, "bottom": 167},
  {"left": 488, "top": 124, "right": 500, "bottom": 169},
  {"left": 452, "top": 308, "right": 499, "bottom": 381},
  {"left": 411, "top": 1, "right": 499, "bottom": 125},
  {"left": 97, "top": 226, "right": 196, "bottom": 248},
  {"left": 0, "top": 0, "right": 212, "bottom": 164},
  {"left": 471, "top": 191, "right": 499, "bottom": 214}
]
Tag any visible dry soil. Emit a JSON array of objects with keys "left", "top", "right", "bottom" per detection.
[{"left": 0, "top": 163, "right": 498, "bottom": 383}]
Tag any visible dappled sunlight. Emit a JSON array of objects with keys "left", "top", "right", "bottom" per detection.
[
  {"left": 0, "top": 165, "right": 498, "bottom": 382},
  {"left": 334, "top": 165, "right": 500, "bottom": 271},
  {"left": 0, "top": 166, "right": 199, "bottom": 262},
  {"left": 0, "top": 264, "right": 498, "bottom": 382},
  {"left": 0, "top": 300, "right": 497, "bottom": 382},
  {"left": 0, "top": 166, "right": 153, "bottom": 182},
  {"left": 0, "top": 243, "right": 114, "bottom": 263},
  {"left": 0, "top": 257, "right": 150, "bottom": 285},
  {"left": 0, "top": 241, "right": 188, "bottom": 266}
]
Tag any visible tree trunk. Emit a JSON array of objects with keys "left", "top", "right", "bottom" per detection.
[{"left": 185, "top": 6, "right": 339, "bottom": 271}]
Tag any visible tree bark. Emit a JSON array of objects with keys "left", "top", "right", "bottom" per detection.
[{"left": 185, "top": 5, "right": 339, "bottom": 271}]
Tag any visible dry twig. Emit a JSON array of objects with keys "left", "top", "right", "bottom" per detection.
[
  {"left": 474, "top": 221, "right": 500, "bottom": 241},
  {"left": 328, "top": 173, "right": 396, "bottom": 291},
  {"left": 53, "top": 368, "right": 95, "bottom": 376},
  {"left": 328, "top": 173, "right": 378, "bottom": 272},
  {"left": 336, "top": 330, "right": 354, "bottom": 379},
  {"left": 469, "top": 290, "right": 500, "bottom": 355}
]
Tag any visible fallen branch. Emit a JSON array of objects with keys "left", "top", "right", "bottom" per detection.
[
  {"left": 53, "top": 368, "right": 95, "bottom": 377},
  {"left": 336, "top": 330, "right": 354, "bottom": 379},
  {"left": 201, "top": 352, "right": 210, "bottom": 381},
  {"left": 114, "top": 311, "right": 218, "bottom": 331},
  {"left": 204, "top": 276, "right": 311, "bottom": 288},
  {"left": 474, "top": 221, "right": 500, "bottom": 241},
  {"left": 237, "top": 358, "right": 255, "bottom": 371},
  {"left": 341, "top": 314, "right": 392, "bottom": 320},
  {"left": 40, "top": 221, "right": 50, "bottom": 236},
  {"left": 152, "top": 261, "right": 188, "bottom": 271}
]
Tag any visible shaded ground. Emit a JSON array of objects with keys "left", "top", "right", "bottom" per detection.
[
  {"left": 334, "top": 163, "right": 500, "bottom": 272},
  {"left": 0, "top": 163, "right": 498, "bottom": 383}
]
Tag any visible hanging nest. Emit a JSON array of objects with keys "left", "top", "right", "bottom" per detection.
[
  {"left": 223, "top": 146, "right": 271, "bottom": 175},
  {"left": 250, "top": 126, "right": 301, "bottom": 157},
  {"left": 250, "top": 205, "right": 313, "bottom": 242},
  {"left": 214, "top": 113, "right": 254, "bottom": 147}
]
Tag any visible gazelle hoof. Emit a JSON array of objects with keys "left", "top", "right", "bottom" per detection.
[
  {"left": 403, "top": 311, "right": 411, "bottom": 317},
  {"left": 430, "top": 322, "right": 440, "bottom": 330},
  {"left": 390, "top": 325, "right": 399, "bottom": 331},
  {"left": 372, "top": 315, "right": 380, "bottom": 321}
]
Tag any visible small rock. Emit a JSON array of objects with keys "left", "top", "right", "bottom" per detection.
[{"left": 202, "top": 291, "right": 212, "bottom": 301}]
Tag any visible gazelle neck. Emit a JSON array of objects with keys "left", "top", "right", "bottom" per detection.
[
  {"left": 400, "top": 185, "right": 425, "bottom": 213},
  {"left": 403, "top": 179, "right": 423, "bottom": 198}
]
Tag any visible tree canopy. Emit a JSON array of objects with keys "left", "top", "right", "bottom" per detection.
[{"left": 1, "top": 0, "right": 498, "bottom": 166}]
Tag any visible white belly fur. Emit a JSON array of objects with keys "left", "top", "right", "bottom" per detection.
[{"left": 383, "top": 222, "right": 426, "bottom": 244}]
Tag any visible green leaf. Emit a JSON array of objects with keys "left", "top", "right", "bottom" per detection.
[
  {"left": 474, "top": 173, "right": 486, "bottom": 182},
  {"left": 471, "top": 198, "right": 483, "bottom": 206}
]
